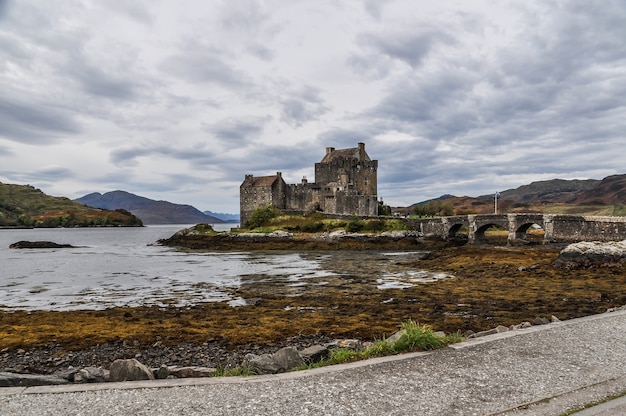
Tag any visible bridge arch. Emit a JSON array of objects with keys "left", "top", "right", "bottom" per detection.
[
  {"left": 442, "top": 216, "right": 470, "bottom": 240},
  {"left": 468, "top": 215, "right": 509, "bottom": 244},
  {"left": 508, "top": 214, "right": 547, "bottom": 244}
]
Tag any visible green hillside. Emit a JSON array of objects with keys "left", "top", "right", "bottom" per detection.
[{"left": 0, "top": 183, "right": 143, "bottom": 228}]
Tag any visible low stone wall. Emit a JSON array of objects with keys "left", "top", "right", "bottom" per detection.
[{"left": 547, "top": 215, "right": 626, "bottom": 243}]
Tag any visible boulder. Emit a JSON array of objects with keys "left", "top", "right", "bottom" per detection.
[
  {"left": 167, "top": 366, "right": 217, "bottom": 378},
  {"left": 109, "top": 358, "right": 155, "bottom": 382},
  {"left": 73, "top": 367, "right": 110, "bottom": 383},
  {"left": 244, "top": 346, "right": 304, "bottom": 374},
  {"left": 533, "top": 317, "right": 551, "bottom": 326},
  {"left": 554, "top": 240, "right": 626, "bottom": 268},
  {"left": 0, "top": 371, "right": 70, "bottom": 387},
  {"left": 299, "top": 345, "right": 329, "bottom": 363},
  {"left": 9, "top": 241, "right": 75, "bottom": 249}
]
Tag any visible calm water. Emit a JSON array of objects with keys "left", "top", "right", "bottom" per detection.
[{"left": 0, "top": 226, "right": 448, "bottom": 311}]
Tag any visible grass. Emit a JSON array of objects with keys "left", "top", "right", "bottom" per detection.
[
  {"left": 210, "top": 321, "right": 462, "bottom": 377},
  {"left": 240, "top": 211, "right": 409, "bottom": 234},
  {"left": 297, "top": 320, "right": 463, "bottom": 370}
]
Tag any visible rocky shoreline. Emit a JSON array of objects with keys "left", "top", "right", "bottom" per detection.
[
  {"left": 1, "top": 312, "right": 594, "bottom": 387},
  {"left": 3, "top": 238, "right": 626, "bottom": 388}
]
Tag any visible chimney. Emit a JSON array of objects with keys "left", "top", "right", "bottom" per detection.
[
  {"left": 276, "top": 172, "right": 282, "bottom": 178},
  {"left": 326, "top": 147, "right": 335, "bottom": 155},
  {"left": 302, "top": 176, "right": 308, "bottom": 184},
  {"left": 358, "top": 142, "right": 365, "bottom": 158}
]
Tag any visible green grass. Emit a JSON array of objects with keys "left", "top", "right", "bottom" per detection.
[
  {"left": 297, "top": 320, "right": 463, "bottom": 370},
  {"left": 211, "top": 321, "right": 462, "bottom": 377},
  {"left": 241, "top": 211, "right": 409, "bottom": 234}
]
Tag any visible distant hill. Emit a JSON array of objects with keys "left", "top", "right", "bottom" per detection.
[
  {"left": 0, "top": 183, "right": 143, "bottom": 227},
  {"left": 75, "top": 191, "right": 224, "bottom": 225},
  {"left": 403, "top": 174, "right": 626, "bottom": 216},
  {"left": 480, "top": 179, "right": 599, "bottom": 203},
  {"left": 203, "top": 211, "right": 239, "bottom": 223}
]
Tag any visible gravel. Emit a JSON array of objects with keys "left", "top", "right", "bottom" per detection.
[{"left": 2, "top": 309, "right": 626, "bottom": 415}]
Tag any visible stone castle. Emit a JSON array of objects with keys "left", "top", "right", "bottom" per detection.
[{"left": 240, "top": 142, "right": 378, "bottom": 225}]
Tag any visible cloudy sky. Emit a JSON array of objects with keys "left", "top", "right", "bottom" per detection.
[{"left": 1, "top": 0, "right": 625, "bottom": 214}]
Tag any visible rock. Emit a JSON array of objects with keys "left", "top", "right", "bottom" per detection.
[
  {"left": 244, "top": 346, "right": 304, "bottom": 374},
  {"left": 156, "top": 364, "right": 170, "bottom": 379},
  {"left": 109, "top": 358, "right": 155, "bottom": 382},
  {"left": 167, "top": 366, "right": 217, "bottom": 378},
  {"left": 468, "top": 325, "right": 509, "bottom": 339},
  {"left": 554, "top": 240, "right": 626, "bottom": 268},
  {"left": 9, "top": 241, "right": 76, "bottom": 249},
  {"left": 73, "top": 366, "right": 109, "bottom": 383},
  {"left": 386, "top": 330, "right": 405, "bottom": 344},
  {"left": 0, "top": 371, "right": 70, "bottom": 387},
  {"left": 509, "top": 321, "right": 533, "bottom": 331},
  {"left": 550, "top": 315, "right": 561, "bottom": 323},
  {"left": 268, "top": 230, "right": 293, "bottom": 238},
  {"left": 331, "top": 339, "right": 363, "bottom": 350},
  {"left": 533, "top": 317, "right": 551, "bottom": 325},
  {"left": 299, "top": 345, "right": 329, "bottom": 363}
]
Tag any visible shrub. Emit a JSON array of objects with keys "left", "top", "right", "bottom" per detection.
[
  {"left": 301, "top": 221, "right": 325, "bottom": 233},
  {"left": 346, "top": 217, "right": 364, "bottom": 233},
  {"left": 246, "top": 205, "right": 280, "bottom": 229}
]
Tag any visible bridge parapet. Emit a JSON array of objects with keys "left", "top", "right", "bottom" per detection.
[{"left": 400, "top": 213, "right": 626, "bottom": 244}]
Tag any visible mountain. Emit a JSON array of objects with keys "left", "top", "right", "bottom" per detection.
[
  {"left": 0, "top": 183, "right": 143, "bottom": 227},
  {"left": 404, "top": 174, "right": 626, "bottom": 216},
  {"left": 75, "top": 191, "right": 224, "bottom": 225},
  {"left": 203, "top": 211, "right": 239, "bottom": 223},
  {"left": 570, "top": 175, "right": 626, "bottom": 205},
  {"left": 481, "top": 179, "right": 599, "bottom": 203}
]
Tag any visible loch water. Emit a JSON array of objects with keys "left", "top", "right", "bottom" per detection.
[{"left": 0, "top": 225, "right": 448, "bottom": 311}]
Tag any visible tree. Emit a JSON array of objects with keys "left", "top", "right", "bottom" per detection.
[
  {"left": 378, "top": 199, "right": 392, "bottom": 216},
  {"left": 413, "top": 201, "right": 454, "bottom": 217}
]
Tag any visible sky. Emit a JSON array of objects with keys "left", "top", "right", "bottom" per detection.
[{"left": 0, "top": 0, "right": 625, "bottom": 214}]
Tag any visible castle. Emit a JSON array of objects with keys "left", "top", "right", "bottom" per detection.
[{"left": 240, "top": 142, "right": 378, "bottom": 225}]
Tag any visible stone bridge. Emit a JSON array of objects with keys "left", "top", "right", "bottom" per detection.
[{"left": 403, "top": 214, "right": 626, "bottom": 245}]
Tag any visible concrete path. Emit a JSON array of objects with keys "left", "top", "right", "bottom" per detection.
[{"left": 2, "top": 309, "right": 626, "bottom": 416}]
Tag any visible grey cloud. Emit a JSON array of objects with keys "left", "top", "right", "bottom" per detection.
[
  {"left": 70, "top": 61, "right": 140, "bottom": 100},
  {"left": 0, "top": 143, "right": 13, "bottom": 156},
  {"left": 237, "top": 143, "right": 321, "bottom": 175},
  {"left": 350, "top": 26, "right": 458, "bottom": 79},
  {"left": 247, "top": 43, "right": 274, "bottom": 61},
  {"left": 280, "top": 87, "right": 330, "bottom": 128},
  {"left": 360, "top": 0, "right": 385, "bottom": 19},
  {"left": 160, "top": 43, "right": 252, "bottom": 88},
  {"left": 105, "top": 2, "right": 153, "bottom": 24},
  {"left": 109, "top": 143, "right": 223, "bottom": 168},
  {"left": 218, "top": 0, "right": 268, "bottom": 34},
  {"left": 0, "top": 166, "right": 74, "bottom": 184},
  {"left": 368, "top": 71, "right": 476, "bottom": 137},
  {"left": 206, "top": 117, "right": 269, "bottom": 143},
  {"left": 316, "top": 129, "right": 375, "bottom": 151},
  {"left": 36, "top": 166, "right": 74, "bottom": 179},
  {"left": 359, "top": 29, "right": 457, "bottom": 68},
  {"left": 0, "top": 0, "right": 8, "bottom": 19},
  {"left": 498, "top": 2, "right": 626, "bottom": 86},
  {"left": 0, "top": 95, "right": 80, "bottom": 143}
]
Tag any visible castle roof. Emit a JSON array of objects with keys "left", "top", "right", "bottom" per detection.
[
  {"left": 241, "top": 173, "right": 284, "bottom": 187},
  {"left": 320, "top": 143, "right": 371, "bottom": 163}
]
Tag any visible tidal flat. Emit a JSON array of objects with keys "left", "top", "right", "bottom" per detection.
[{"left": 1, "top": 243, "right": 625, "bottom": 375}]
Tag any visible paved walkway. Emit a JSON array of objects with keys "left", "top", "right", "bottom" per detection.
[{"left": 2, "top": 309, "right": 626, "bottom": 415}]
